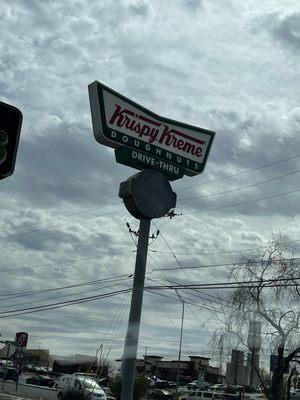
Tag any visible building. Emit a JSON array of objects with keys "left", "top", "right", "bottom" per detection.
[
  {"left": 52, "top": 354, "right": 108, "bottom": 376},
  {"left": 226, "top": 349, "right": 260, "bottom": 387},
  {"left": 226, "top": 350, "right": 247, "bottom": 386},
  {"left": 23, "top": 349, "right": 51, "bottom": 367},
  {"left": 127, "top": 355, "right": 224, "bottom": 383}
]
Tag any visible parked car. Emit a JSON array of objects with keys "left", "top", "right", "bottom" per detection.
[
  {"left": 187, "top": 381, "right": 210, "bottom": 391},
  {"left": 56, "top": 374, "right": 106, "bottom": 400},
  {"left": 210, "top": 384, "right": 228, "bottom": 391},
  {"left": 148, "top": 389, "right": 175, "bottom": 399},
  {"left": 154, "top": 380, "right": 176, "bottom": 390},
  {"left": 182, "top": 390, "right": 224, "bottom": 399},
  {"left": 291, "top": 389, "right": 300, "bottom": 399},
  {"left": 0, "top": 367, "right": 19, "bottom": 382},
  {"left": 98, "top": 377, "right": 112, "bottom": 387},
  {"left": 26, "top": 375, "right": 56, "bottom": 387}
]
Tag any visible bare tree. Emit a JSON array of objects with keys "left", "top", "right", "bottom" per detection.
[{"left": 228, "top": 235, "right": 300, "bottom": 400}]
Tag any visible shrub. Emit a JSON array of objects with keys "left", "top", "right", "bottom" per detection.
[
  {"left": 109, "top": 375, "right": 150, "bottom": 400},
  {"left": 61, "top": 389, "right": 87, "bottom": 400}
]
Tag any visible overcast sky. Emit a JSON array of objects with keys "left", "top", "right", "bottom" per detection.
[{"left": 0, "top": 0, "right": 299, "bottom": 368}]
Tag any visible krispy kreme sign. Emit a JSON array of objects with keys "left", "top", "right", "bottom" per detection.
[{"left": 88, "top": 81, "right": 215, "bottom": 178}]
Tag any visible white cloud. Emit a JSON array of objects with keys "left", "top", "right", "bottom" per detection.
[{"left": 0, "top": 0, "right": 299, "bottom": 366}]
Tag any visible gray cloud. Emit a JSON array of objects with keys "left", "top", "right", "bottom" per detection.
[
  {"left": 0, "top": 0, "right": 299, "bottom": 365},
  {"left": 271, "top": 12, "right": 300, "bottom": 50}
]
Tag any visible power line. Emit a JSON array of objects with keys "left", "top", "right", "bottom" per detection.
[
  {"left": 0, "top": 251, "right": 133, "bottom": 276},
  {"left": 0, "top": 288, "right": 132, "bottom": 318},
  {"left": 151, "top": 257, "right": 300, "bottom": 272},
  {"left": 150, "top": 224, "right": 233, "bottom": 309},
  {"left": 147, "top": 275, "right": 232, "bottom": 307},
  {"left": 145, "top": 276, "right": 300, "bottom": 291},
  {"left": 0, "top": 278, "right": 132, "bottom": 310},
  {"left": 0, "top": 273, "right": 132, "bottom": 300},
  {"left": 179, "top": 168, "right": 300, "bottom": 201},
  {"left": 149, "top": 238, "right": 300, "bottom": 257},
  {"left": 1, "top": 276, "right": 298, "bottom": 318},
  {"left": 176, "top": 154, "right": 300, "bottom": 192},
  {"left": 183, "top": 186, "right": 300, "bottom": 215},
  {"left": 1, "top": 208, "right": 124, "bottom": 242},
  {"left": 0, "top": 201, "right": 122, "bottom": 236}
]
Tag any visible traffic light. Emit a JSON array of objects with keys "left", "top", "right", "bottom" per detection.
[{"left": 0, "top": 101, "right": 22, "bottom": 180}]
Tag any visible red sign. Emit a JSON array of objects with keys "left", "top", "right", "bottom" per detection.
[{"left": 15, "top": 332, "right": 28, "bottom": 347}]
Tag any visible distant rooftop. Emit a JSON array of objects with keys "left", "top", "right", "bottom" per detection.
[
  {"left": 189, "top": 355, "right": 211, "bottom": 360},
  {"left": 144, "top": 355, "right": 163, "bottom": 359}
]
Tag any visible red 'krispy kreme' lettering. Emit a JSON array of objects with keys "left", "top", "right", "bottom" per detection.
[
  {"left": 158, "top": 125, "right": 204, "bottom": 157},
  {"left": 108, "top": 104, "right": 205, "bottom": 157},
  {"left": 109, "top": 104, "right": 160, "bottom": 143}
]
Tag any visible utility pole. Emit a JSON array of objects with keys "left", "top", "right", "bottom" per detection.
[
  {"left": 120, "top": 217, "right": 151, "bottom": 400},
  {"left": 144, "top": 346, "right": 148, "bottom": 374},
  {"left": 176, "top": 298, "right": 185, "bottom": 393},
  {"left": 119, "top": 170, "right": 176, "bottom": 400}
]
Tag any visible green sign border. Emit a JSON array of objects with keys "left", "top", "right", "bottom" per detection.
[{"left": 88, "top": 81, "right": 215, "bottom": 177}]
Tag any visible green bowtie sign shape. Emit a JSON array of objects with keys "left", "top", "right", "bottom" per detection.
[{"left": 0, "top": 129, "right": 8, "bottom": 165}]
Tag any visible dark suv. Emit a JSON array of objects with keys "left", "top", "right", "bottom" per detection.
[{"left": 0, "top": 367, "right": 19, "bottom": 382}]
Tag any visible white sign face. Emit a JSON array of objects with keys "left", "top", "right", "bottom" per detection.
[{"left": 89, "top": 81, "right": 215, "bottom": 177}]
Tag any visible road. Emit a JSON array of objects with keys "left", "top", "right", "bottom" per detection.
[{"left": 0, "top": 379, "right": 56, "bottom": 400}]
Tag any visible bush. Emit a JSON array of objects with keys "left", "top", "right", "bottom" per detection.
[
  {"left": 61, "top": 389, "right": 87, "bottom": 400},
  {"left": 224, "top": 386, "right": 238, "bottom": 394},
  {"left": 109, "top": 375, "right": 150, "bottom": 400}
]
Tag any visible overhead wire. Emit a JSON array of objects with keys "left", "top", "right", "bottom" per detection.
[
  {"left": 0, "top": 273, "right": 132, "bottom": 300},
  {"left": 0, "top": 201, "right": 122, "bottom": 236},
  {"left": 151, "top": 257, "right": 300, "bottom": 272},
  {"left": 183, "top": 186, "right": 300, "bottom": 215},
  {"left": 150, "top": 223, "right": 234, "bottom": 312},
  {"left": 101, "top": 291, "right": 131, "bottom": 348},
  {"left": 0, "top": 288, "right": 133, "bottom": 319},
  {"left": 145, "top": 276, "right": 300, "bottom": 290},
  {"left": 0, "top": 276, "right": 298, "bottom": 318},
  {"left": 1, "top": 208, "right": 125, "bottom": 243},
  {"left": 0, "top": 251, "right": 133, "bottom": 276},
  {"left": 142, "top": 237, "right": 300, "bottom": 257},
  {"left": 176, "top": 153, "right": 300, "bottom": 192},
  {"left": 0, "top": 277, "right": 132, "bottom": 310},
  {"left": 179, "top": 168, "right": 300, "bottom": 201}
]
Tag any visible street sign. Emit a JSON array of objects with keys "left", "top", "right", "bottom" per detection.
[
  {"left": 15, "top": 332, "right": 28, "bottom": 348},
  {"left": 88, "top": 81, "right": 215, "bottom": 179},
  {"left": 0, "top": 101, "right": 22, "bottom": 180}
]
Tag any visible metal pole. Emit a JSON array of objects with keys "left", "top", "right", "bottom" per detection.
[
  {"left": 5, "top": 343, "right": 10, "bottom": 366},
  {"left": 176, "top": 300, "right": 185, "bottom": 393},
  {"left": 120, "top": 217, "right": 151, "bottom": 400},
  {"left": 250, "top": 349, "right": 255, "bottom": 389},
  {"left": 1, "top": 343, "right": 10, "bottom": 390}
]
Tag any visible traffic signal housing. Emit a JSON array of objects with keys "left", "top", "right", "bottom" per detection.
[{"left": 0, "top": 101, "right": 22, "bottom": 180}]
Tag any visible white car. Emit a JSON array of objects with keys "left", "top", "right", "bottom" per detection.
[
  {"left": 183, "top": 390, "right": 224, "bottom": 399},
  {"left": 56, "top": 374, "right": 107, "bottom": 400}
]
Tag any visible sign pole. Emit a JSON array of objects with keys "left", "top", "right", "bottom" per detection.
[
  {"left": 88, "top": 81, "right": 215, "bottom": 399},
  {"left": 120, "top": 217, "right": 151, "bottom": 400}
]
